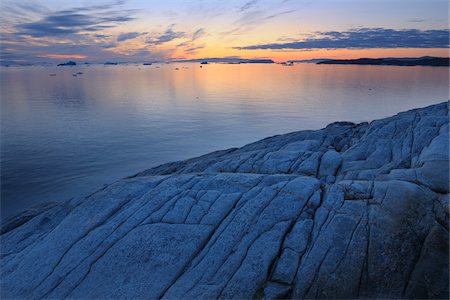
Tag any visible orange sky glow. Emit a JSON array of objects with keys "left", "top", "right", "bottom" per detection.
[{"left": 1, "top": 0, "right": 448, "bottom": 64}]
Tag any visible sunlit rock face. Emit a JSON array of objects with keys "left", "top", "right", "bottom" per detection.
[{"left": 1, "top": 101, "right": 448, "bottom": 299}]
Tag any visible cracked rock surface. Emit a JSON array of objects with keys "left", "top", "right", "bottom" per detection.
[{"left": 1, "top": 101, "right": 448, "bottom": 299}]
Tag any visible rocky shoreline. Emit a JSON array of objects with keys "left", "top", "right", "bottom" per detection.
[{"left": 1, "top": 101, "right": 448, "bottom": 299}]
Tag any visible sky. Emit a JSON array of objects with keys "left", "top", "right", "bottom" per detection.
[{"left": 0, "top": 0, "right": 448, "bottom": 63}]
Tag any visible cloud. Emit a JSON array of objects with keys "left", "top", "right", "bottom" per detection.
[
  {"left": 58, "top": 0, "right": 125, "bottom": 14},
  {"left": 0, "top": 41, "right": 169, "bottom": 64},
  {"left": 235, "top": 28, "right": 450, "bottom": 50},
  {"left": 147, "top": 26, "right": 185, "bottom": 45},
  {"left": 409, "top": 18, "right": 426, "bottom": 23},
  {"left": 219, "top": 0, "right": 296, "bottom": 38},
  {"left": 183, "top": 45, "right": 205, "bottom": 55},
  {"left": 174, "top": 28, "right": 207, "bottom": 57},
  {"left": 0, "top": 1, "right": 158, "bottom": 63},
  {"left": 177, "top": 28, "right": 206, "bottom": 47},
  {"left": 223, "top": 9, "right": 294, "bottom": 36},
  {"left": 14, "top": 2, "right": 135, "bottom": 38},
  {"left": 117, "top": 32, "right": 146, "bottom": 42},
  {"left": 239, "top": 0, "right": 260, "bottom": 12},
  {"left": 192, "top": 28, "right": 206, "bottom": 41}
]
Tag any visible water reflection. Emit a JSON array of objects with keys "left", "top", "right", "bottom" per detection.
[{"left": 1, "top": 63, "right": 448, "bottom": 218}]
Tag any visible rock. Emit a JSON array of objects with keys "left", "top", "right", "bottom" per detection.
[
  {"left": 1, "top": 101, "right": 448, "bottom": 299},
  {"left": 404, "top": 224, "right": 449, "bottom": 299},
  {"left": 318, "top": 149, "right": 342, "bottom": 177}
]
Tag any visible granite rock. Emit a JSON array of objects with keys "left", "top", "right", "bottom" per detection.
[{"left": 1, "top": 101, "right": 448, "bottom": 299}]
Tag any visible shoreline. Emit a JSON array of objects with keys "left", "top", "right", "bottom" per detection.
[{"left": 1, "top": 101, "right": 449, "bottom": 299}]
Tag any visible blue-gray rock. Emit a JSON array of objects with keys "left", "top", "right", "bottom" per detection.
[{"left": 1, "top": 101, "right": 448, "bottom": 299}]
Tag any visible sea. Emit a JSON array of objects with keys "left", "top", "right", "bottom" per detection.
[{"left": 1, "top": 62, "right": 448, "bottom": 219}]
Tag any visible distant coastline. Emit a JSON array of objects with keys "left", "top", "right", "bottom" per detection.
[
  {"left": 317, "top": 57, "right": 449, "bottom": 67},
  {"left": 2, "top": 56, "right": 449, "bottom": 67}
]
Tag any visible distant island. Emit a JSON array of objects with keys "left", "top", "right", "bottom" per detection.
[
  {"left": 57, "top": 61, "right": 76, "bottom": 66},
  {"left": 317, "top": 57, "right": 449, "bottom": 67}
]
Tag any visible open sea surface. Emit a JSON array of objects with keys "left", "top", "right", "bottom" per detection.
[{"left": 1, "top": 63, "right": 448, "bottom": 219}]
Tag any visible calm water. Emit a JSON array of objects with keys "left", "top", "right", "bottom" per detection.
[{"left": 1, "top": 63, "right": 448, "bottom": 219}]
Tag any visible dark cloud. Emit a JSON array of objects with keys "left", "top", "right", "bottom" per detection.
[
  {"left": 236, "top": 28, "right": 450, "bottom": 50},
  {"left": 0, "top": 1, "right": 153, "bottom": 63},
  {"left": 14, "top": 2, "right": 135, "bottom": 38},
  {"left": 147, "top": 26, "right": 185, "bottom": 45},
  {"left": 94, "top": 34, "right": 111, "bottom": 39},
  {"left": 117, "top": 32, "right": 146, "bottom": 42}
]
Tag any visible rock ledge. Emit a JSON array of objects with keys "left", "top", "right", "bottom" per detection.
[{"left": 1, "top": 101, "right": 449, "bottom": 299}]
